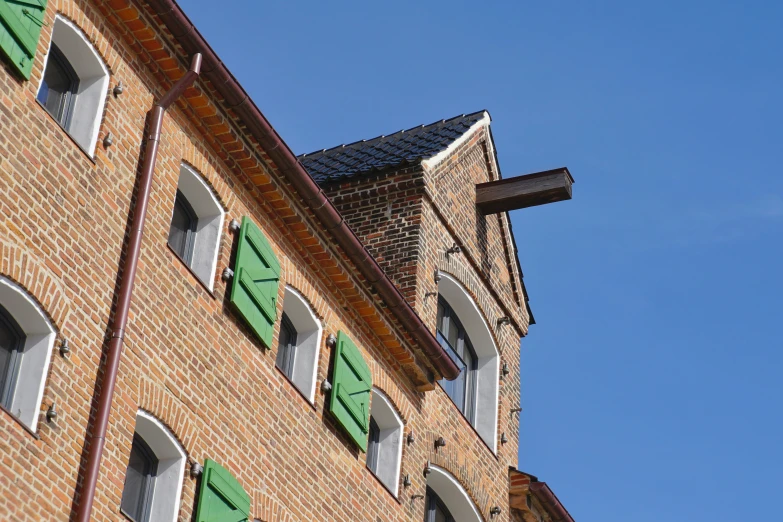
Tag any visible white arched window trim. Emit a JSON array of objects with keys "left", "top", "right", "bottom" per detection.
[
  {"left": 437, "top": 272, "right": 499, "bottom": 453},
  {"left": 38, "top": 16, "right": 109, "bottom": 156},
  {"left": 133, "top": 410, "right": 187, "bottom": 522},
  {"left": 426, "top": 465, "right": 483, "bottom": 522},
  {"left": 0, "top": 276, "right": 56, "bottom": 432},
  {"left": 173, "top": 164, "right": 225, "bottom": 290},
  {"left": 281, "top": 286, "right": 322, "bottom": 403},
  {"left": 368, "top": 388, "right": 403, "bottom": 496}
]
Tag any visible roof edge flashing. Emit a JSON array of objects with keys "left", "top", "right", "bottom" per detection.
[{"left": 420, "top": 110, "right": 491, "bottom": 171}]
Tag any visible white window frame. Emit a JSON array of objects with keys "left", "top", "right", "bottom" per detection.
[
  {"left": 278, "top": 286, "right": 322, "bottom": 403},
  {"left": 170, "top": 164, "right": 225, "bottom": 290},
  {"left": 367, "top": 388, "right": 403, "bottom": 496},
  {"left": 37, "top": 15, "right": 109, "bottom": 156},
  {"left": 127, "top": 411, "right": 187, "bottom": 522},
  {"left": 426, "top": 465, "right": 482, "bottom": 522},
  {"left": 0, "top": 276, "right": 56, "bottom": 432},
  {"left": 437, "top": 272, "right": 500, "bottom": 453}
]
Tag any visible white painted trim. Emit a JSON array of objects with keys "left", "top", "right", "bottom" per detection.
[
  {"left": 38, "top": 16, "right": 109, "bottom": 156},
  {"left": 134, "top": 411, "right": 186, "bottom": 522},
  {"left": 369, "top": 388, "right": 403, "bottom": 496},
  {"left": 427, "top": 465, "right": 483, "bottom": 522},
  {"left": 0, "top": 276, "right": 56, "bottom": 432},
  {"left": 438, "top": 272, "right": 499, "bottom": 454},
  {"left": 421, "top": 111, "right": 491, "bottom": 171},
  {"left": 282, "top": 286, "right": 322, "bottom": 403},
  {"left": 176, "top": 164, "right": 225, "bottom": 290}
]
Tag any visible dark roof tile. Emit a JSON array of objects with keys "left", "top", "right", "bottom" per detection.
[{"left": 298, "top": 111, "right": 487, "bottom": 183}]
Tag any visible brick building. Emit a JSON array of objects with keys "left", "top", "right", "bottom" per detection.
[{"left": 0, "top": 1, "right": 574, "bottom": 521}]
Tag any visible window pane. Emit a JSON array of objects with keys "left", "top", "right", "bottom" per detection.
[
  {"left": 437, "top": 332, "right": 467, "bottom": 412},
  {"left": 434, "top": 506, "right": 448, "bottom": 522},
  {"left": 462, "top": 346, "right": 475, "bottom": 420},
  {"left": 425, "top": 490, "right": 453, "bottom": 522},
  {"left": 366, "top": 416, "right": 380, "bottom": 473},
  {"left": 0, "top": 310, "right": 22, "bottom": 407},
  {"left": 451, "top": 366, "right": 465, "bottom": 412},
  {"left": 275, "top": 324, "right": 291, "bottom": 375},
  {"left": 37, "top": 55, "right": 71, "bottom": 123},
  {"left": 121, "top": 443, "right": 147, "bottom": 519},
  {"left": 168, "top": 196, "right": 191, "bottom": 260},
  {"left": 447, "top": 314, "right": 459, "bottom": 349},
  {"left": 121, "top": 436, "right": 156, "bottom": 521},
  {"left": 437, "top": 335, "right": 466, "bottom": 409},
  {"left": 436, "top": 332, "right": 466, "bottom": 371},
  {"left": 275, "top": 313, "right": 296, "bottom": 378},
  {"left": 0, "top": 319, "right": 15, "bottom": 400}
]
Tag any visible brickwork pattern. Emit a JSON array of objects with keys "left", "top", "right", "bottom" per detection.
[
  {"left": 422, "top": 126, "right": 528, "bottom": 333},
  {"left": 0, "top": 1, "right": 528, "bottom": 521},
  {"left": 320, "top": 125, "right": 529, "bottom": 521},
  {"left": 323, "top": 169, "right": 425, "bottom": 305}
]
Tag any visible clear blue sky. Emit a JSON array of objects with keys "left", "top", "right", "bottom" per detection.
[{"left": 179, "top": 1, "right": 783, "bottom": 520}]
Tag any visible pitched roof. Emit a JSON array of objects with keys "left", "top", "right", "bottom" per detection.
[{"left": 298, "top": 111, "right": 487, "bottom": 183}]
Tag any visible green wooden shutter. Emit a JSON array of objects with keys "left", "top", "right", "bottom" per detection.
[
  {"left": 195, "top": 459, "right": 251, "bottom": 522},
  {"left": 0, "top": 0, "right": 48, "bottom": 80},
  {"left": 229, "top": 216, "right": 280, "bottom": 348},
  {"left": 329, "top": 331, "right": 372, "bottom": 452}
]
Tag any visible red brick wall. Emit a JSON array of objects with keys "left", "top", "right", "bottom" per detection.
[
  {"left": 323, "top": 169, "right": 425, "bottom": 305},
  {"left": 0, "top": 1, "right": 525, "bottom": 521},
  {"left": 421, "top": 126, "right": 527, "bottom": 331},
  {"left": 322, "top": 125, "right": 529, "bottom": 518}
]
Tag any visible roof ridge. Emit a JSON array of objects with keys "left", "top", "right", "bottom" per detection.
[{"left": 298, "top": 110, "right": 487, "bottom": 158}]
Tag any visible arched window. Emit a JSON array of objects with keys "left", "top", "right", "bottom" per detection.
[
  {"left": 0, "top": 276, "right": 56, "bottom": 432},
  {"left": 167, "top": 164, "right": 225, "bottom": 290},
  {"left": 276, "top": 287, "right": 322, "bottom": 403},
  {"left": 436, "top": 272, "right": 500, "bottom": 452},
  {"left": 120, "top": 411, "right": 186, "bottom": 522},
  {"left": 424, "top": 465, "right": 482, "bottom": 522},
  {"left": 366, "top": 388, "right": 403, "bottom": 496},
  {"left": 36, "top": 16, "right": 109, "bottom": 155},
  {"left": 436, "top": 297, "right": 478, "bottom": 423}
]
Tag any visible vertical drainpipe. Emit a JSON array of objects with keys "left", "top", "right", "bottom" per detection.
[{"left": 74, "top": 53, "right": 202, "bottom": 522}]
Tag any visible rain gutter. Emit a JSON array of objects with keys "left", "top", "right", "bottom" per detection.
[{"left": 145, "top": 0, "right": 460, "bottom": 381}]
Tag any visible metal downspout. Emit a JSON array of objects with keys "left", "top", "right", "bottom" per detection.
[{"left": 74, "top": 53, "right": 202, "bottom": 522}]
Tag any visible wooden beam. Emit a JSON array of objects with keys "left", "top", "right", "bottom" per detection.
[{"left": 476, "top": 167, "right": 574, "bottom": 214}]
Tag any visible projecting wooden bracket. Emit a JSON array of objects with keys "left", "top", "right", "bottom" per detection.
[{"left": 475, "top": 167, "right": 574, "bottom": 214}]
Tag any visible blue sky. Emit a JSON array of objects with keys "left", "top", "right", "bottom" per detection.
[{"left": 179, "top": 1, "right": 783, "bottom": 519}]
